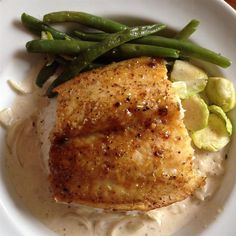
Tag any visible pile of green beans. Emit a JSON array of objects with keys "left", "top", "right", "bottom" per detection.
[{"left": 21, "top": 11, "right": 231, "bottom": 97}]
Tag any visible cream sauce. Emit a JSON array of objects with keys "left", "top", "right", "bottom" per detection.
[{"left": 4, "top": 83, "right": 227, "bottom": 236}]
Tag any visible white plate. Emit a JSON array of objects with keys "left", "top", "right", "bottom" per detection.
[{"left": 0, "top": 0, "right": 236, "bottom": 235}]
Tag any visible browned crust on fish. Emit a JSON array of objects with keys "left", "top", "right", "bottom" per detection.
[{"left": 49, "top": 57, "right": 204, "bottom": 210}]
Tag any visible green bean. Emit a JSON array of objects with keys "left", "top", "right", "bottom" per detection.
[
  {"left": 36, "top": 61, "right": 59, "bottom": 87},
  {"left": 45, "top": 11, "right": 230, "bottom": 67},
  {"left": 55, "top": 56, "right": 104, "bottom": 70},
  {"left": 36, "top": 58, "right": 102, "bottom": 88},
  {"left": 43, "top": 11, "right": 127, "bottom": 33},
  {"left": 104, "top": 44, "right": 179, "bottom": 60},
  {"left": 175, "top": 19, "right": 200, "bottom": 40},
  {"left": 26, "top": 39, "right": 179, "bottom": 59},
  {"left": 26, "top": 40, "right": 96, "bottom": 54},
  {"left": 74, "top": 31, "right": 109, "bottom": 41},
  {"left": 21, "top": 13, "right": 73, "bottom": 39},
  {"left": 72, "top": 31, "right": 231, "bottom": 68},
  {"left": 46, "top": 23, "right": 165, "bottom": 97},
  {"left": 73, "top": 20, "right": 199, "bottom": 41},
  {"left": 133, "top": 36, "right": 231, "bottom": 68}
]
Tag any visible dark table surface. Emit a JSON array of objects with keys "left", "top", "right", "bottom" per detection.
[{"left": 225, "top": 0, "right": 236, "bottom": 9}]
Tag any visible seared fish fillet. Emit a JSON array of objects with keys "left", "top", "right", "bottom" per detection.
[{"left": 49, "top": 57, "right": 204, "bottom": 211}]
